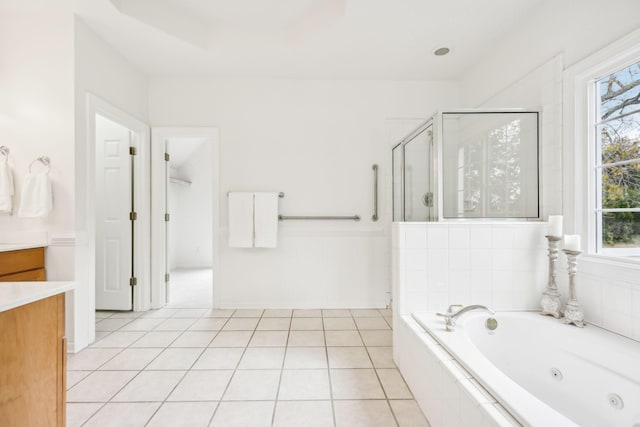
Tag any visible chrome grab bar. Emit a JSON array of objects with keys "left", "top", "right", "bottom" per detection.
[
  {"left": 278, "top": 215, "right": 360, "bottom": 221},
  {"left": 372, "top": 164, "right": 379, "bottom": 221}
]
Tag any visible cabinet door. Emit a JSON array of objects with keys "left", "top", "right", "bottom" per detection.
[
  {"left": 0, "top": 294, "right": 65, "bottom": 426},
  {"left": 0, "top": 268, "right": 46, "bottom": 282},
  {"left": 0, "top": 247, "right": 45, "bottom": 279}
]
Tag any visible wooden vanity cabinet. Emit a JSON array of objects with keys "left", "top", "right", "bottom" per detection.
[
  {"left": 0, "top": 293, "right": 66, "bottom": 426},
  {"left": 0, "top": 247, "right": 46, "bottom": 281}
]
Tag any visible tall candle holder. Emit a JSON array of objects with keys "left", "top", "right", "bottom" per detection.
[
  {"left": 562, "top": 249, "right": 585, "bottom": 328},
  {"left": 540, "top": 235, "right": 562, "bottom": 318}
]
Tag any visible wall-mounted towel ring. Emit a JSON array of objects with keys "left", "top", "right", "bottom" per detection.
[
  {"left": 0, "top": 146, "right": 9, "bottom": 158},
  {"left": 29, "top": 156, "right": 51, "bottom": 174}
]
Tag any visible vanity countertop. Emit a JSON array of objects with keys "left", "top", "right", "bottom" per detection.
[
  {"left": 0, "top": 281, "right": 75, "bottom": 313},
  {"left": 0, "top": 243, "right": 48, "bottom": 253}
]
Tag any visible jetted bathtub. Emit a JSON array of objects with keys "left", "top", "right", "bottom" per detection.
[{"left": 406, "top": 311, "right": 640, "bottom": 427}]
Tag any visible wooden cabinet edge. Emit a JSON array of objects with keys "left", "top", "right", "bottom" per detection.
[
  {"left": 0, "top": 247, "right": 46, "bottom": 281},
  {"left": 57, "top": 294, "right": 66, "bottom": 427}
]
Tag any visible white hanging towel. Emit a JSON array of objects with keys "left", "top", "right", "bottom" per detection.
[
  {"left": 228, "top": 192, "right": 255, "bottom": 248},
  {"left": 0, "top": 159, "right": 14, "bottom": 214},
  {"left": 254, "top": 192, "right": 279, "bottom": 248},
  {"left": 18, "top": 172, "right": 53, "bottom": 218}
]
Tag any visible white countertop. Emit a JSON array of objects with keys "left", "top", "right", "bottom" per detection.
[
  {"left": 0, "top": 281, "right": 75, "bottom": 313},
  {"left": 0, "top": 243, "right": 48, "bottom": 252}
]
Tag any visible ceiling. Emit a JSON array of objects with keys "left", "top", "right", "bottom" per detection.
[{"left": 75, "top": 0, "right": 543, "bottom": 79}]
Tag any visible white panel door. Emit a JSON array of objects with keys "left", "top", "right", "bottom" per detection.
[
  {"left": 95, "top": 114, "right": 133, "bottom": 310},
  {"left": 164, "top": 140, "right": 171, "bottom": 304}
]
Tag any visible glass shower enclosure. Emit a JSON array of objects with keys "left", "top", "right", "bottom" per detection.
[{"left": 393, "top": 110, "right": 540, "bottom": 221}]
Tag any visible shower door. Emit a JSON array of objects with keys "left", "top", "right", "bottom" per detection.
[{"left": 392, "top": 120, "right": 435, "bottom": 221}]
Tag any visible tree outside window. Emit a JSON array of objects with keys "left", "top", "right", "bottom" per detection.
[{"left": 596, "top": 61, "right": 640, "bottom": 251}]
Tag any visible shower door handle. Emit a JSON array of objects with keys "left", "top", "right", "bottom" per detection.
[
  {"left": 423, "top": 192, "right": 433, "bottom": 207},
  {"left": 372, "top": 164, "right": 379, "bottom": 221}
]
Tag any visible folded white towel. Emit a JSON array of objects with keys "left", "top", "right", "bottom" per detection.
[
  {"left": 18, "top": 172, "right": 53, "bottom": 218},
  {"left": 254, "top": 192, "right": 279, "bottom": 248},
  {"left": 228, "top": 192, "right": 254, "bottom": 248},
  {"left": 0, "top": 159, "right": 13, "bottom": 214}
]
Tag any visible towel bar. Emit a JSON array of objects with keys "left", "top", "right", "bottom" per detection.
[
  {"left": 278, "top": 215, "right": 360, "bottom": 221},
  {"left": 29, "top": 156, "right": 50, "bottom": 173}
]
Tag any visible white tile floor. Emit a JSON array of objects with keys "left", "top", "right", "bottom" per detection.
[
  {"left": 166, "top": 269, "right": 213, "bottom": 309},
  {"left": 68, "top": 308, "right": 430, "bottom": 426}
]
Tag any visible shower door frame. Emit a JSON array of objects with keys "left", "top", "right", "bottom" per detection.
[
  {"left": 435, "top": 109, "right": 542, "bottom": 221},
  {"left": 392, "top": 118, "right": 437, "bottom": 222}
]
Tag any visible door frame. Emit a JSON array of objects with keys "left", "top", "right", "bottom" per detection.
[
  {"left": 150, "top": 127, "right": 220, "bottom": 309},
  {"left": 82, "top": 94, "right": 151, "bottom": 337}
]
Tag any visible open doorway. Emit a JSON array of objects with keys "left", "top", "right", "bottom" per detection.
[
  {"left": 165, "top": 138, "right": 213, "bottom": 307},
  {"left": 151, "top": 128, "right": 220, "bottom": 310},
  {"left": 82, "top": 95, "right": 151, "bottom": 346}
]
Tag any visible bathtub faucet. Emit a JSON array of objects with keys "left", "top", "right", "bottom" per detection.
[{"left": 437, "top": 304, "right": 495, "bottom": 331}]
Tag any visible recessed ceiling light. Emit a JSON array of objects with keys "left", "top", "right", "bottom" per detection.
[{"left": 433, "top": 47, "right": 450, "bottom": 56}]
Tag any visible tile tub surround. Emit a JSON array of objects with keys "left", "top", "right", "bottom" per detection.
[
  {"left": 392, "top": 222, "right": 549, "bottom": 318},
  {"left": 67, "top": 307, "right": 428, "bottom": 427},
  {"left": 392, "top": 222, "right": 640, "bottom": 342}
]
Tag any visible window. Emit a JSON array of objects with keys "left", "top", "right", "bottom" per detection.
[{"left": 593, "top": 61, "right": 640, "bottom": 255}]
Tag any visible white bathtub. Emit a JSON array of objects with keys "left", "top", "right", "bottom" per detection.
[{"left": 405, "top": 311, "right": 640, "bottom": 427}]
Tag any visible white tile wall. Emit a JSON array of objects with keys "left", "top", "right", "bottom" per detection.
[
  {"left": 393, "top": 222, "right": 640, "bottom": 342},
  {"left": 393, "top": 222, "right": 548, "bottom": 316},
  {"left": 576, "top": 258, "right": 640, "bottom": 341}
]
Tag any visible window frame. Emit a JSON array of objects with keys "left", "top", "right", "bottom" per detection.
[
  {"left": 590, "top": 61, "right": 640, "bottom": 257},
  {"left": 565, "top": 28, "right": 640, "bottom": 264}
]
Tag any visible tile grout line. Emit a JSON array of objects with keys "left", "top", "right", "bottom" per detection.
[
  {"left": 206, "top": 309, "right": 261, "bottom": 426},
  {"left": 269, "top": 311, "right": 293, "bottom": 427},
  {"left": 78, "top": 309, "right": 225, "bottom": 426},
  {"left": 322, "top": 314, "right": 339, "bottom": 427},
  {"left": 354, "top": 310, "right": 401, "bottom": 427},
  {"left": 143, "top": 311, "right": 234, "bottom": 426}
]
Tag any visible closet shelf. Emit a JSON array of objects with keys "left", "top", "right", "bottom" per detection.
[{"left": 169, "top": 177, "right": 192, "bottom": 186}]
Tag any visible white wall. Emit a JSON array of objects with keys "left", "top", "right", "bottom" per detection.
[
  {"left": 456, "top": 1, "right": 640, "bottom": 341},
  {"left": 149, "top": 78, "right": 459, "bottom": 308},
  {"left": 73, "top": 18, "right": 148, "bottom": 350},
  {"left": 0, "top": 5, "right": 77, "bottom": 348},
  {"left": 169, "top": 143, "right": 213, "bottom": 269},
  {"left": 0, "top": 6, "right": 75, "bottom": 237},
  {"left": 460, "top": 0, "right": 640, "bottom": 107},
  {"left": 0, "top": 7, "right": 149, "bottom": 351}
]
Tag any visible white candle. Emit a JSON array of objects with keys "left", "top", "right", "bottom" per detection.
[
  {"left": 548, "top": 215, "right": 563, "bottom": 237},
  {"left": 564, "top": 234, "right": 581, "bottom": 251}
]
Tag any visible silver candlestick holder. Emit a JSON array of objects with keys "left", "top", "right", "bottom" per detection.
[
  {"left": 562, "top": 249, "right": 585, "bottom": 328},
  {"left": 540, "top": 235, "right": 562, "bottom": 318}
]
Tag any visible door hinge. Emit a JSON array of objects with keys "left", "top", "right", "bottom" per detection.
[
  {"left": 164, "top": 273, "right": 170, "bottom": 282},
  {"left": 164, "top": 152, "right": 170, "bottom": 162},
  {"left": 130, "top": 211, "right": 138, "bottom": 221},
  {"left": 129, "top": 277, "right": 137, "bottom": 287},
  {"left": 164, "top": 213, "right": 170, "bottom": 222},
  {"left": 129, "top": 146, "right": 137, "bottom": 156}
]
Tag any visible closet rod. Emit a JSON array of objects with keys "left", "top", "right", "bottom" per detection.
[
  {"left": 227, "top": 192, "right": 285, "bottom": 198},
  {"left": 278, "top": 215, "right": 360, "bottom": 221}
]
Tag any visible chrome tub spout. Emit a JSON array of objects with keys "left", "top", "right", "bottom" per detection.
[{"left": 436, "top": 304, "right": 495, "bottom": 331}]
